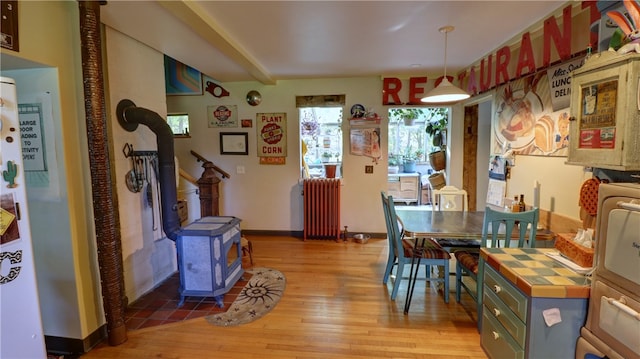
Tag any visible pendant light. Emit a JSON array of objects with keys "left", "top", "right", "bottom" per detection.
[{"left": 421, "top": 26, "right": 470, "bottom": 104}]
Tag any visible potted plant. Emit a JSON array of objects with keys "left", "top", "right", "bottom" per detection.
[
  {"left": 388, "top": 155, "right": 400, "bottom": 174},
  {"left": 402, "top": 148, "right": 420, "bottom": 173},
  {"left": 424, "top": 109, "right": 448, "bottom": 171},
  {"left": 425, "top": 110, "right": 448, "bottom": 148},
  {"left": 389, "top": 108, "right": 425, "bottom": 126},
  {"left": 321, "top": 151, "right": 332, "bottom": 163}
]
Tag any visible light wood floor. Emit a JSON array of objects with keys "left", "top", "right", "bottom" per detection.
[{"left": 83, "top": 235, "right": 487, "bottom": 358}]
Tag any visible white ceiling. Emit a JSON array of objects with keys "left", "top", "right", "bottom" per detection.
[{"left": 102, "top": 1, "right": 568, "bottom": 84}]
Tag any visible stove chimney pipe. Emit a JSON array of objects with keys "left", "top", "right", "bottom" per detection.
[{"left": 116, "top": 99, "right": 181, "bottom": 241}]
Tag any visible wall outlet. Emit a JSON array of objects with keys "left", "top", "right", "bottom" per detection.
[
  {"left": 236, "top": 165, "right": 245, "bottom": 174},
  {"left": 365, "top": 165, "right": 373, "bottom": 174}
]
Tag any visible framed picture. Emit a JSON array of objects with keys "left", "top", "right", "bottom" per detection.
[
  {"left": 164, "top": 56, "right": 203, "bottom": 95},
  {"left": 220, "top": 132, "right": 248, "bottom": 155}
]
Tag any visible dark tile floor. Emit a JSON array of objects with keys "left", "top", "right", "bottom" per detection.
[{"left": 124, "top": 272, "right": 249, "bottom": 330}]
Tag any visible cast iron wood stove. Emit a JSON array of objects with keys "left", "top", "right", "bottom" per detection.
[{"left": 176, "top": 216, "right": 243, "bottom": 307}]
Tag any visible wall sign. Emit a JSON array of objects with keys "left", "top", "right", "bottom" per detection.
[
  {"left": 208, "top": 105, "right": 238, "bottom": 128},
  {"left": 17, "top": 103, "right": 47, "bottom": 172},
  {"left": 257, "top": 113, "right": 286, "bottom": 164}
]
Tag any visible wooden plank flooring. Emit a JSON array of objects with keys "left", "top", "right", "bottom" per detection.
[{"left": 84, "top": 235, "right": 487, "bottom": 358}]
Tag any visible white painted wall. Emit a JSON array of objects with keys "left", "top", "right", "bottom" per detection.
[
  {"left": 167, "top": 77, "right": 390, "bottom": 234},
  {"left": 104, "top": 27, "right": 177, "bottom": 302}
]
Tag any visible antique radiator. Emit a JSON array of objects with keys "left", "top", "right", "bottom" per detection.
[{"left": 303, "top": 178, "right": 341, "bottom": 240}]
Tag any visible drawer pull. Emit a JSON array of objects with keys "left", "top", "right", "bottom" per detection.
[
  {"left": 493, "top": 285, "right": 502, "bottom": 293},
  {"left": 493, "top": 308, "right": 501, "bottom": 317},
  {"left": 492, "top": 331, "right": 500, "bottom": 340}
]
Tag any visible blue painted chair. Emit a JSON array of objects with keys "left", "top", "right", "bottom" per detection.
[
  {"left": 381, "top": 192, "right": 451, "bottom": 312},
  {"left": 381, "top": 191, "right": 397, "bottom": 285},
  {"left": 455, "top": 206, "right": 539, "bottom": 329}
]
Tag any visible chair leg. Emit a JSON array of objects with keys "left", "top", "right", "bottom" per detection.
[
  {"left": 383, "top": 254, "right": 396, "bottom": 284},
  {"left": 391, "top": 262, "right": 404, "bottom": 300},
  {"left": 443, "top": 260, "right": 449, "bottom": 304},
  {"left": 455, "top": 261, "right": 463, "bottom": 303}
]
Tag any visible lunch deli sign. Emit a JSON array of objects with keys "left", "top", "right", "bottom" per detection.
[{"left": 382, "top": 3, "right": 598, "bottom": 105}]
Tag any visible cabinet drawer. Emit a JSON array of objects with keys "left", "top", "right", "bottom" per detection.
[
  {"left": 481, "top": 310, "right": 524, "bottom": 359},
  {"left": 388, "top": 181, "right": 401, "bottom": 192},
  {"left": 483, "top": 264, "right": 528, "bottom": 322},
  {"left": 483, "top": 286, "right": 526, "bottom": 347}
]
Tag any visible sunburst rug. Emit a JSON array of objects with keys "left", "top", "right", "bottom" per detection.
[{"left": 206, "top": 267, "right": 286, "bottom": 327}]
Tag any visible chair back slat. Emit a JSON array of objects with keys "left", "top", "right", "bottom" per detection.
[
  {"left": 432, "top": 185, "right": 468, "bottom": 212},
  {"left": 482, "top": 206, "right": 539, "bottom": 248},
  {"left": 385, "top": 193, "right": 410, "bottom": 261},
  {"left": 381, "top": 192, "right": 394, "bottom": 255}
]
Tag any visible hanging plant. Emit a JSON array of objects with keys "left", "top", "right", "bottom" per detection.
[
  {"left": 424, "top": 108, "right": 448, "bottom": 148},
  {"left": 389, "top": 108, "right": 425, "bottom": 126}
]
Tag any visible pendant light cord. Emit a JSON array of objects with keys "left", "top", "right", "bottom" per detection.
[{"left": 443, "top": 29, "right": 448, "bottom": 78}]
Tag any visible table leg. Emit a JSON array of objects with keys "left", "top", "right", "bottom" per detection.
[{"left": 404, "top": 238, "right": 425, "bottom": 314}]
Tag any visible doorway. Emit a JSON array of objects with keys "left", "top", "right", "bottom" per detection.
[{"left": 462, "top": 99, "right": 493, "bottom": 211}]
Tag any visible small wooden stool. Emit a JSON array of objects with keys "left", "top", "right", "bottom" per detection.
[{"left": 241, "top": 237, "right": 253, "bottom": 266}]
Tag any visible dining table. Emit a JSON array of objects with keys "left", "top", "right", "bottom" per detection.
[
  {"left": 395, "top": 208, "right": 555, "bottom": 244},
  {"left": 395, "top": 208, "right": 555, "bottom": 314}
]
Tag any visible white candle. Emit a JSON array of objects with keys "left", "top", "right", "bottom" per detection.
[{"left": 533, "top": 180, "right": 540, "bottom": 208}]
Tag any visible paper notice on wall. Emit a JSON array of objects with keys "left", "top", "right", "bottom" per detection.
[
  {"left": 486, "top": 179, "right": 506, "bottom": 208},
  {"left": 349, "top": 127, "right": 381, "bottom": 160},
  {"left": 19, "top": 93, "right": 60, "bottom": 201}
]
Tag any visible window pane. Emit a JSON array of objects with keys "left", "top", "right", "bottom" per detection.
[
  {"left": 167, "top": 113, "right": 190, "bottom": 136},
  {"left": 388, "top": 107, "right": 448, "bottom": 165},
  {"left": 300, "top": 107, "right": 343, "bottom": 178}
]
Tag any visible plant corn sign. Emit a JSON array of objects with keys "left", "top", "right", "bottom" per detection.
[{"left": 257, "top": 113, "right": 287, "bottom": 164}]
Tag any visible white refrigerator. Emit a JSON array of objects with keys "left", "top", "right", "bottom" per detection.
[{"left": 0, "top": 76, "right": 47, "bottom": 358}]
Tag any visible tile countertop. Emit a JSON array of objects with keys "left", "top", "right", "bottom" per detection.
[{"left": 480, "top": 247, "right": 591, "bottom": 299}]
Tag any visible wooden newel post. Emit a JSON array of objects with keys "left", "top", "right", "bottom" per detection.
[{"left": 197, "top": 161, "right": 221, "bottom": 216}]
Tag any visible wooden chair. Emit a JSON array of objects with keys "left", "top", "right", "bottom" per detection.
[
  {"left": 381, "top": 191, "right": 397, "bottom": 286},
  {"left": 455, "top": 206, "right": 539, "bottom": 329},
  {"left": 431, "top": 185, "right": 468, "bottom": 212},
  {"left": 381, "top": 192, "right": 451, "bottom": 313},
  {"left": 431, "top": 186, "right": 480, "bottom": 252}
]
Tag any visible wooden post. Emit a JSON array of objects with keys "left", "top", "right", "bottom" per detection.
[{"left": 197, "top": 162, "right": 221, "bottom": 216}]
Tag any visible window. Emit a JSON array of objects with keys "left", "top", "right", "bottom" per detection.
[
  {"left": 299, "top": 107, "right": 343, "bottom": 178},
  {"left": 388, "top": 107, "right": 448, "bottom": 165},
  {"left": 167, "top": 113, "right": 190, "bottom": 137}
]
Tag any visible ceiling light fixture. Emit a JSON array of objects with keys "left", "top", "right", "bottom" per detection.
[{"left": 421, "top": 26, "right": 470, "bottom": 104}]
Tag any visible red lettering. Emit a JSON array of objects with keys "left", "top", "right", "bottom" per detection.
[
  {"left": 457, "top": 70, "right": 467, "bottom": 91},
  {"left": 543, "top": 4, "right": 572, "bottom": 67},
  {"left": 382, "top": 77, "right": 402, "bottom": 105},
  {"left": 480, "top": 55, "right": 493, "bottom": 92},
  {"left": 582, "top": 1, "right": 600, "bottom": 48},
  {"left": 495, "top": 46, "right": 511, "bottom": 86},
  {"left": 516, "top": 33, "right": 536, "bottom": 78},
  {"left": 407, "top": 77, "right": 427, "bottom": 105},
  {"left": 262, "top": 146, "right": 282, "bottom": 154},
  {"left": 466, "top": 67, "right": 478, "bottom": 95}
]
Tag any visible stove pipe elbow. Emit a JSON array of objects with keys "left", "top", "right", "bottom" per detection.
[{"left": 116, "top": 99, "right": 181, "bottom": 241}]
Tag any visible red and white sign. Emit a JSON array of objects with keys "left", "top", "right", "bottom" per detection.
[
  {"left": 256, "top": 113, "right": 287, "bottom": 159},
  {"left": 208, "top": 105, "right": 238, "bottom": 127}
]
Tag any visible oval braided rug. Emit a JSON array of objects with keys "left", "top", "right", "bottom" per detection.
[{"left": 206, "top": 268, "right": 286, "bottom": 327}]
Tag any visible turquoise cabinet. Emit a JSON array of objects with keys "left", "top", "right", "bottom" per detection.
[{"left": 480, "top": 248, "right": 590, "bottom": 359}]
